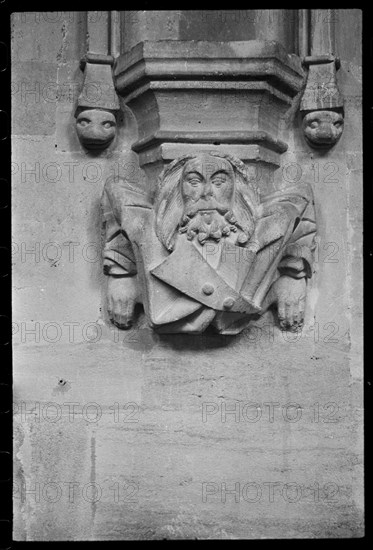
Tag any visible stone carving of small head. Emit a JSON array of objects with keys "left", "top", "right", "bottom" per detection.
[
  {"left": 76, "top": 109, "right": 117, "bottom": 150},
  {"left": 302, "top": 110, "right": 344, "bottom": 148},
  {"left": 155, "top": 153, "right": 260, "bottom": 251}
]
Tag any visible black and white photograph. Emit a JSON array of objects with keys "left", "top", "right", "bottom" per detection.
[{"left": 11, "top": 9, "right": 363, "bottom": 540}]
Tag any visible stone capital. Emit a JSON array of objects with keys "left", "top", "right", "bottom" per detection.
[{"left": 114, "top": 40, "right": 304, "bottom": 170}]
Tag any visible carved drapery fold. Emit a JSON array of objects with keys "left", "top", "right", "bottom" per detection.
[
  {"left": 97, "top": 13, "right": 323, "bottom": 337},
  {"left": 102, "top": 152, "right": 316, "bottom": 334}
]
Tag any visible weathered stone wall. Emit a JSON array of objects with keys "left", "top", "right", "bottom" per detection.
[
  {"left": 12, "top": 12, "right": 140, "bottom": 334},
  {"left": 13, "top": 10, "right": 363, "bottom": 539},
  {"left": 122, "top": 10, "right": 299, "bottom": 53}
]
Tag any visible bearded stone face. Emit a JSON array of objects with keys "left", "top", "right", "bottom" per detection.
[
  {"left": 177, "top": 155, "right": 250, "bottom": 245},
  {"left": 155, "top": 153, "right": 258, "bottom": 252}
]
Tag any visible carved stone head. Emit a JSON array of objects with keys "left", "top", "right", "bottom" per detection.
[
  {"left": 76, "top": 109, "right": 117, "bottom": 150},
  {"left": 155, "top": 153, "right": 259, "bottom": 251},
  {"left": 302, "top": 110, "right": 344, "bottom": 148}
]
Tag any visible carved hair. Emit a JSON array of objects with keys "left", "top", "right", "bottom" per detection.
[{"left": 155, "top": 153, "right": 260, "bottom": 251}]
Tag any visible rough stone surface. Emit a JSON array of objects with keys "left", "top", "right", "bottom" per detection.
[
  {"left": 12, "top": 10, "right": 363, "bottom": 540},
  {"left": 121, "top": 10, "right": 299, "bottom": 54},
  {"left": 13, "top": 332, "right": 363, "bottom": 539}
]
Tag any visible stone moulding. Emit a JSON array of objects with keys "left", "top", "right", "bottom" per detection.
[
  {"left": 122, "top": 81, "right": 293, "bottom": 106},
  {"left": 131, "top": 133, "right": 287, "bottom": 171},
  {"left": 138, "top": 143, "right": 281, "bottom": 172},
  {"left": 131, "top": 131, "right": 288, "bottom": 154},
  {"left": 113, "top": 40, "right": 305, "bottom": 169},
  {"left": 114, "top": 40, "right": 304, "bottom": 97}
]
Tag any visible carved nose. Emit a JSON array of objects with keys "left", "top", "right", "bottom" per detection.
[
  {"left": 89, "top": 124, "right": 107, "bottom": 137},
  {"left": 201, "top": 183, "right": 213, "bottom": 198},
  {"left": 317, "top": 126, "right": 333, "bottom": 140},
  {"left": 77, "top": 120, "right": 116, "bottom": 150}
]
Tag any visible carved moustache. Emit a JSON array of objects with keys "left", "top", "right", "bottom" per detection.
[
  {"left": 183, "top": 198, "right": 229, "bottom": 218},
  {"left": 179, "top": 203, "right": 249, "bottom": 245}
]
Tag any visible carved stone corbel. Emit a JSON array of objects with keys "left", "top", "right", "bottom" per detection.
[
  {"left": 101, "top": 152, "right": 317, "bottom": 335},
  {"left": 101, "top": 40, "right": 317, "bottom": 337},
  {"left": 300, "top": 55, "right": 344, "bottom": 149},
  {"left": 74, "top": 12, "right": 121, "bottom": 151},
  {"left": 75, "top": 54, "right": 120, "bottom": 151}
]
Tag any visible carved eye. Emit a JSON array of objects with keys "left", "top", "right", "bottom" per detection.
[
  {"left": 212, "top": 177, "right": 225, "bottom": 187},
  {"left": 211, "top": 172, "right": 228, "bottom": 187},
  {"left": 334, "top": 121, "right": 343, "bottom": 128},
  {"left": 78, "top": 118, "right": 90, "bottom": 127},
  {"left": 103, "top": 121, "right": 115, "bottom": 129},
  {"left": 187, "top": 178, "right": 201, "bottom": 186},
  {"left": 309, "top": 121, "right": 319, "bottom": 129}
]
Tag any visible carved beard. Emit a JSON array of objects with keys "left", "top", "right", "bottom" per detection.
[{"left": 178, "top": 199, "right": 250, "bottom": 246}]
